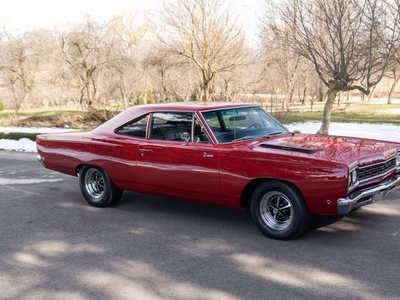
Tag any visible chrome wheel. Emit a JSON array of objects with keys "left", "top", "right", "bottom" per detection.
[
  {"left": 79, "top": 165, "right": 123, "bottom": 207},
  {"left": 251, "top": 181, "right": 310, "bottom": 240},
  {"left": 84, "top": 168, "right": 105, "bottom": 200},
  {"left": 259, "top": 191, "right": 293, "bottom": 231}
]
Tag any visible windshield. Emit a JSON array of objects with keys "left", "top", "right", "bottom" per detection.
[{"left": 202, "top": 106, "right": 289, "bottom": 143}]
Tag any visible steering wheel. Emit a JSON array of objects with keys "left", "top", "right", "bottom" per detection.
[{"left": 249, "top": 123, "right": 262, "bottom": 129}]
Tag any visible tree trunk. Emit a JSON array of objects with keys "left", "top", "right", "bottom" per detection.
[
  {"left": 202, "top": 70, "right": 217, "bottom": 101},
  {"left": 202, "top": 72, "right": 209, "bottom": 101},
  {"left": 22, "top": 91, "right": 31, "bottom": 110},
  {"left": 317, "top": 83, "right": 340, "bottom": 134},
  {"left": 284, "top": 57, "right": 300, "bottom": 110},
  {"left": 388, "top": 69, "right": 399, "bottom": 105},
  {"left": 366, "top": 85, "right": 377, "bottom": 102},
  {"left": 143, "top": 73, "right": 148, "bottom": 105}
]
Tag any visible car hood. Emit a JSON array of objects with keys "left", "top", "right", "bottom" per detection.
[{"left": 256, "top": 133, "right": 400, "bottom": 166}]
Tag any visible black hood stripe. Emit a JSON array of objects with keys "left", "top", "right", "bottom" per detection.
[{"left": 260, "top": 143, "right": 316, "bottom": 154}]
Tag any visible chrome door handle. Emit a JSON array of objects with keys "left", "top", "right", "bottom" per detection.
[
  {"left": 139, "top": 149, "right": 152, "bottom": 153},
  {"left": 139, "top": 149, "right": 153, "bottom": 156}
]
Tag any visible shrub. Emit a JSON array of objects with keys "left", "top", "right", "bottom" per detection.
[
  {"left": 0, "top": 132, "right": 38, "bottom": 141},
  {"left": 0, "top": 99, "right": 4, "bottom": 111}
]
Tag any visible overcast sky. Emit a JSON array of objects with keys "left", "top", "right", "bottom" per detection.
[
  {"left": 0, "top": 0, "right": 263, "bottom": 39},
  {"left": 0, "top": 0, "right": 157, "bottom": 31}
]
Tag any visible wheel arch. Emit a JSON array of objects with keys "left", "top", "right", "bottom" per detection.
[
  {"left": 76, "top": 164, "right": 87, "bottom": 176},
  {"left": 240, "top": 178, "right": 307, "bottom": 210}
]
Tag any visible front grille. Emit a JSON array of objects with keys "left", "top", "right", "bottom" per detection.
[{"left": 358, "top": 157, "right": 396, "bottom": 181}]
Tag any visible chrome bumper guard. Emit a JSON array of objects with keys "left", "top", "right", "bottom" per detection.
[
  {"left": 37, "top": 154, "right": 46, "bottom": 168},
  {"left": 337, "top": 176, "right": 400, "bottom": 215}
]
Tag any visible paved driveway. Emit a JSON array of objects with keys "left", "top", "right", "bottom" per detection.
[{"left": 1, "top": 151, "right": 400, "bottom": 300}]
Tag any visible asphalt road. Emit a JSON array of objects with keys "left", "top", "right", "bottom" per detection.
[{"left": 1, "top": 150, "right": 400, "bottom": 300}]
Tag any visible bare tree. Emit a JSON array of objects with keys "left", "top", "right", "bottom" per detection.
[
  {"left": 61, "top": 17, "right": 113, "bottom": 108},
  {"left": 144, "top": 44, "right": 201, "bottom": 103},
  {"left": 261, "top": 29, "right": 307, "bottom": 110},
  {"left": 264, "top": 0, "right": 400, "bottom": 133},
  {"left": 102, "top": 13, "right": 151, "bottom": 109},
  {"left": 383, "top": 0, "right": 400, "bottom": 104},
  {"left": 156, "top": 0, "right": 249, "bottom": 101},
  {"left": 0, "top": 30, "right": 46, "bottom": 111}
]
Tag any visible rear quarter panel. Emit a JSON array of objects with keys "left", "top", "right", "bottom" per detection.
[{"left": 36, "top": 132, "right": 142, "bottom": 190}]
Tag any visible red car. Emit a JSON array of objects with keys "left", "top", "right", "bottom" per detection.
[{"left": 36, "top": 102, "right": 400, "bottom": 240}]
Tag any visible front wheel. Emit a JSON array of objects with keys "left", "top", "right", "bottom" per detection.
[
  {"left": 251, "top": 181, "right": 310, "bottom": 240},
  {"left": 79, "top": 165, "right": 123, "bottom": 207}
]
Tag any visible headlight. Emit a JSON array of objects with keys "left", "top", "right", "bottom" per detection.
[
  {"left": 349, "top": 168, "right": 358, "bottom": 188},
  {"left": 396, "top": 153, "right": 400, "bottom": 168}
]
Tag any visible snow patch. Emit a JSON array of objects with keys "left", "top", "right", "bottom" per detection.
[
  {"left": 0, "top": 177, "right": 63, "bottom": 185},
  {"left": 286, "top": 122, "right": 400, "bottom": 143},
  {"left": 0, "top": 127, "right": 77, "bottom": 153},
  {"left": 0, "top": 138, "right": 37, "bottom": 152}
]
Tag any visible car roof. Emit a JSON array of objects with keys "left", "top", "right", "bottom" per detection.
[
  {"left": 134, "top": 101, "right": 257, "bottom": 112},
  {"left": 94, "top": 102, "right": 259, "bottom": 133}
]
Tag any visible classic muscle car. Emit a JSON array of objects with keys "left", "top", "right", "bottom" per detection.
[{"left": 36, "top": 102, "right": 400, "bottom": 240}]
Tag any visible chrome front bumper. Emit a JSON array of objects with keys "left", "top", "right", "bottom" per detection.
[{"left": 337, "top": 176, "right": 400, "bottom": 215}]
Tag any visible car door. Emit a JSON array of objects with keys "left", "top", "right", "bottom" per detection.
[{"left": 136, "top": 112, "right": 221, "bottom": 203}]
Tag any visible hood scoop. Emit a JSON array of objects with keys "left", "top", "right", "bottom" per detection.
[{"left": 260, "top": 143, "right": 316, "bottom": 154}]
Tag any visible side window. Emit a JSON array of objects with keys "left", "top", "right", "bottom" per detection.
[
  {"left": 150, "top": 112, "right": 192, "bottom": 141},
  {"left": 194, "top": 117, "right": 211, "bottom": 143},
  {"left": 202, "top": 111, "right": 220, "bottom": 129},
  {"left": 202, "top": 111, "right": 223, "bottom": 133},
  {"left": 116, "top": 114, "right": 149, "bottom": 138}
]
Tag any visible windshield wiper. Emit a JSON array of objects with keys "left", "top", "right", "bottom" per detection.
[
  {"left": 233, "top": 132, "right": 285, "bottom": 142},
  {"left": 232, "top": 136, "right": 258, "bottom": 142},
  {"left": 267, "top": 131, "right": 284, "bottom": 136}
]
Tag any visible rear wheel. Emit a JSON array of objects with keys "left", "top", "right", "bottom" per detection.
[
  {"left": 251, "top": 181, "right": 310, "bottom": 240},
  {"left": 79, "top": 165, "right": 123, "bottom": 207}
]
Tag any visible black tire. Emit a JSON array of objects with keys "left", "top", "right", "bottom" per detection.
[
  {"left": 251, "top": 180, "right": 310, "bottom": 240},
  {"left": 79, "top": 165, "right": 123, "bottom": 207}
]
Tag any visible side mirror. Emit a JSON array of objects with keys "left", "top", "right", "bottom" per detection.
[{"left": 180, "top": 132, "right": 191, "bottom": 143}]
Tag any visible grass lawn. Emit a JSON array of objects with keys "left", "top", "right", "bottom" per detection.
[
  {"left": 0, "top": 109, "right": 87, "bottom": 119},
  {"left": 281, "top": 102, "right": 400, "bottom": 125},
  {"left": 1, "top": 101, "right": 400, "bottom": 124}
]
